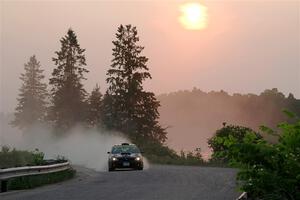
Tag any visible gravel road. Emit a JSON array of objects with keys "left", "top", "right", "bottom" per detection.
[{"left": 0, "top": 165, "right": 241, "bottom": 200}]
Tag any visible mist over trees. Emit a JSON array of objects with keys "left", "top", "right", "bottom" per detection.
[
  {"left": 10, "top": 26, "right": 300, "bottom": 160},
  {"left": 86, "top": 84, "right": 103, "bottom": 128},
  {"left": 102, "top": 24, "right": 167, "bottom": 144},
  {"left": 49, "top": 29, "right": 89, "bottom": 131},
  {"left": 158, "top": 88, "right": 300, "bottom": 152},
  {"left": 12, "top": 55, "right": 48, "bottom": 129},
  {"left": 11, "top": 26, "right": 167, "bottom": 147}
]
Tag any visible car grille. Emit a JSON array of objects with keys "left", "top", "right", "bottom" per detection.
[{"left": 118, "top": 156, "right": 135, "bottom": 162}]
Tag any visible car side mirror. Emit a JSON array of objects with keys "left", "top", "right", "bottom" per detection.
[{"left": 107, "top": 152, "right": 110, "bottom": 154}]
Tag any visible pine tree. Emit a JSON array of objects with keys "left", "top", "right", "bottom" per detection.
[
  {"left": 12, "top": 55, "right": 48, "bottom": 129},
  {"left": 103, "top": 24, "right": 167, "bottom": 143},
  {"left": 49, "top": 29, "right": 89, "bottom": 131},
  {"left": 86, "top": 84, "right": 103, "bottom": 127}
]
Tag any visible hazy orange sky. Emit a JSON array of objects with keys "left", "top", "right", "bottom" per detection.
[{"left": 1, "top": 0, "right": 299, "bottom": 113}]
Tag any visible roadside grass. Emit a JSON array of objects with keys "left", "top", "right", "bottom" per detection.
[
  {"left": 0, "top": 146, "right": 76, "bottom": 192},
  {"left": 0, "top": 146, "right": 44, "bottom": 169},
  {"left": 3, "top": 168, "right": 76, "bottom": 191},
  {"left": 145, "top": 154, "right": 228, "bottom": 167},
  {"left": 136, "top": 139, "right": 228, "bottom": 168}
]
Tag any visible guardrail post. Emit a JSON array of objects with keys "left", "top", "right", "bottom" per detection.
[{"left": 1, "top": 180, "right": 8, "bottom": 193}]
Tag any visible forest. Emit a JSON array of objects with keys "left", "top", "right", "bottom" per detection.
[{"left": 158, "top": 87, "right": 300, "bottom": 154}]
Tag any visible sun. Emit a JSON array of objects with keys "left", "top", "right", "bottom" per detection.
[{"left": 179, "top": 2, "right": 208, "bottom": 30}]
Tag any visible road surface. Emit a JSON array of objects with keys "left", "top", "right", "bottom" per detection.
[{"left": 0, "top": 165, "right": 240, "bottom": 200}]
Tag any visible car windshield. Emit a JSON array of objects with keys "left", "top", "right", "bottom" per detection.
[{"left": 111, "top": 145, "right": 140, "bottom": 154}]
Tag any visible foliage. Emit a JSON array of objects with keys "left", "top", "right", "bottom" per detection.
[
  {"left": 102, "top": 24, "right": 167, "bottom": 144},
  {"left": 210, "top": 114, "right": 300, "bottom": 200},
  {"left": 6, "top": 169, "right": 75, "bottom": 191},
  {"left": 208, "top": 124, "right": 262, "bottom": 163},
  {"left": 86, "top": 84, "right": 103, "bottom": 127},
  {"left": 49, "top": 29, "right": 89, "bottom": 131},
  {"left": 32, "top": 148, "right": 45, "bottom": 165},
  {"left": 12, "top": 55, "right": 48, "bottom": 129},
  {"left": 0, "top": 146, "right": 45, "bottom": 168},
  {"left": 179, "top": 147, "right": 204, "bottom": 165},
  {"left": 140, "top": 139, "right": 204, "bottom": 166}
]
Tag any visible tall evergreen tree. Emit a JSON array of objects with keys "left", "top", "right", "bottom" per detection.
[
  {"left": 49, "top": 29, "right": 89, "bottom": 131},
  {"left": 103, "top": 24, "right": 167, "bottom": 143},
  {"left": 86, "top": 84, "right": 103, "bottom": 127},
  {"left": 12, "top": 55, "right": 48, "bottom": 129}
]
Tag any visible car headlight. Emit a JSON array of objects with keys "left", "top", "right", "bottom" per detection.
[
  {"left": 112, "top": 157, "right": 117, "bottom": 161},
  {"left": 135, "top": 157, "right": 141, "bottom": 161}
]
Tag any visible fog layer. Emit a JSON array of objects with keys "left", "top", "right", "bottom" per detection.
[{"left": 0, "top": 114, "right": 140, "bottom": 171}]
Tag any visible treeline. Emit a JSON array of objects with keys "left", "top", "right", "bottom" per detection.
[
  {"left": 159, "top": 88, "right": 299, "bottom": 129},
  {"left": 11, "top": 25, "right": 167, "bottom": 150},
  {"left": 157, "top": 88, "right": 300, "bottom": 153}
]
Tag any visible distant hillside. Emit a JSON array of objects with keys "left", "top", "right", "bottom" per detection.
[{"left": 158, "top": 88, "right": 300, "bottom": 156}]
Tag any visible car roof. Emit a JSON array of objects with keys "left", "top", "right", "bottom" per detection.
[{"left": 112, "top": 143, "right": 137, "bottom": 147}]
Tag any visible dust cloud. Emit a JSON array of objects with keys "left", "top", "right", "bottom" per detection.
[{"left": 0, "top": 114, "right": 148, "bottom": 171}]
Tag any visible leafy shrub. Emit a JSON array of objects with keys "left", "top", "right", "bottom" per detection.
[
  {"left": 0, "top": 146, "right": 45, "bottom": 168},
  {"left": 32, "top": 148, "right": 45, "bottom": 165},
  {"left": 210, "top": 113, "right": 300, "bottom": 199},
  {"left": 137, "top": 138, "right": 205, "bottom": 165},
  {"left": 208, "top": 124, "right": 262, "bottom": 163}
]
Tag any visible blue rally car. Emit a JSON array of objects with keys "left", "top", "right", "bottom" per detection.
[{"left": 107, "top": 143, "right": 144, "bottom": 171}]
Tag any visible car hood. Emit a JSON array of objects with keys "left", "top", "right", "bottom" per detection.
[{"left": 112, "top": 153, "right": 141, "bottom": 158}]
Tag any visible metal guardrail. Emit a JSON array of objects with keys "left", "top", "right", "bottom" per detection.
[{"left": 0, "top": 162, "right": 70, "bottom": 192}]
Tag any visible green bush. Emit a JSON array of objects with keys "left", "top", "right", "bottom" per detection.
[
  {"left": 211, "top": 113, "right": 300, "bottom": 199},
  {"left": 135, "top": 139, "right": 205, "bottom": 166},
  {"left": 32, "top": 149, "right": 45, "bottom": 165},
  {"left": 208, "top": 124, "right": 262, "bottom": 163},
  {"left": 0, "top": 147, "right": 48, "bottom": 169},
  {"left": 0, "top": 146, "right": 46, "bottom": 168}
]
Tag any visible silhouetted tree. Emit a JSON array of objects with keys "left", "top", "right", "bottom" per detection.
[
  {"left": 86, "top": 84, "right": 103, "bottom": 127},
  {"left": 12, "top": 55, "right": 48, "bottom": 128},
  {"left": 49, "top": 29, "right": 89, "bottom": 131},
  {"left": 103, "top": 24, "right": 167, "bottom": 143}
]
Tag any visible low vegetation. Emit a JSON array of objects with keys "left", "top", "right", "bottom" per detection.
[
  {"left": 0, "top": 147, "right": 75, "bottom": 192},
  {"left": 0, "top": 146, "right": 45, "bottom": 169},
  {"left": 208, "top": 124, "right": 262, "bottom": 164},
  {"left": 137, "top": 139, "right": 206, "bottom": 166},
  {"left": 208, "top": 111, "right": 300, "bottom": 200},
  {"left": 5, "top": 168, "right": 75, "bottom": 191}
]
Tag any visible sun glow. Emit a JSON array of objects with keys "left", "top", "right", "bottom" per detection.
[{"left": 179, "top": 2, "right": 208, "bottom": 30}]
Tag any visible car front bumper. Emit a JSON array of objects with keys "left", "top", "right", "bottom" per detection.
[{"left": 109, "top": 159, "right": 143, "bottom": 169}]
